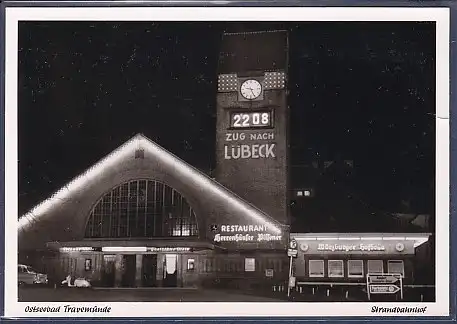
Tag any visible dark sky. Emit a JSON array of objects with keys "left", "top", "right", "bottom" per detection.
[{"left": 17, "top": 22, "right": 435, "bottom": 216}]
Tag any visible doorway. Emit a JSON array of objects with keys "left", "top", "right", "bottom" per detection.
[
  {"left": 163, "top": 254, "right": 178, "bottom": 287},
  {"left": 121, "top": 255, "right": 136, "bottom": 287},
  {"left": 101, "top": 255, "right": 116, "bottom": 287},
  {"left": 142, "top": 254, "right": 158, "bottom": 287}
]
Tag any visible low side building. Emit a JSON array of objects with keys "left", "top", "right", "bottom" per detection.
[{"left": 290, "top": 232, "right": 430, "bottom": 288}]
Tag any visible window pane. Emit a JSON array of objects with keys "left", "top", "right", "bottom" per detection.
[
  {"left": 245, "top": 258, "right": 255, "bottom": 272},
  {"left": 348, "top": 260, "right": 364, "bottom": 277},
  {"left": 85, "top": 179, "right": 198, "bottom": 239},
  {"left": 309, "top": 260, "right": 324, "bottom": 277},
  {"left": 187, "top": 258, "right": 195, "bottom": 271},
  {"left": 328, "top": 260, "right": 344, "bottom": 278},
  {"left": 387, "top": 260, "right": 405, "bottom": 277},
  {"left": 367, "top": 260, "right": 384, "bottom": 274}
]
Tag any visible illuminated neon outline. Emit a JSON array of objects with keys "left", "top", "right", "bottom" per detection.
[
  {"left": 18, "top": 134, "right": 284, "bottom": 235},
  {"left": 102, "top": 246, "right": 147, "bottom": 252},
  {"left": 291, "top": 233, "right": 430, "bottom": 248}
]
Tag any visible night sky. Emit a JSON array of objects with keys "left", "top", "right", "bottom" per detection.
[{"left": 17, "top": 22, "right": 435, "bottom": 217}]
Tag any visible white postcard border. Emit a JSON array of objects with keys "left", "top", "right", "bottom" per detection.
[{"left": 4, "top": 6, "right": 450, "bottom": 318}]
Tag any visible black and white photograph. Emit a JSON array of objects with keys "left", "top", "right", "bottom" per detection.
[{"left": 3, "top": 7, "right": 450, "bottom": 318}]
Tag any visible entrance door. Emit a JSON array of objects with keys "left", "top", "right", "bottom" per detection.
[
  {"left": 121, "top": 255, "right": 136, "bottom": 287},
  {"left": 142, "top": 254, "right": 158, "bottom": 287},
  {"left": 102, "top": 255, "right": 116, "bottom": 287},
  {"left": 163, "top": 254, "right": 178, "bottom": 287}
]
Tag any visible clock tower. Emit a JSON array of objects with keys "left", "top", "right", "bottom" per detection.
[{"left": 215, "top": 30, "right": 289, "bottom": 225}]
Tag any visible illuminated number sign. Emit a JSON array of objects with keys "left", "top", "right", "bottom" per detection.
[{"left": 230, "top": 111, "right": 272, "bottom": 128}]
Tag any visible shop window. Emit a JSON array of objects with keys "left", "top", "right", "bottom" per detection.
[
  {"left": 308, "top": 260, "right": 324, "bottom": 277},
  {"left": 347, "top": 260, "right": 364, "bottom": 278},
  {"left": 245, "top": 258, "right": 255, "bottom": 272},
  {"left": 387, "top": 260, "right": 405, "bottom": 277},
  {"left": 187, "top": 258, "right": 195, "bottom": 271},
  {"left": 367, "top": 260, "right": 384, "bottom": 274},
  {"left": 328, "top": 260, "right": 344, "bottom": 278}
]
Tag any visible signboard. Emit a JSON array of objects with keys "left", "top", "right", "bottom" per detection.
[
  {"left": 368, "top": 274, "right": 400, "bottom": 284},
  {"left": 318, "top": 243, "right": 385, "bottom": 252},
  {"left": 265, "top": 269, "right": 274, "bottom": 277},
  {"left": 148, "top": 247, "right": 191, "bottom": 253},
  {"left": 289, "top": 276, "right": 296, "bottom": 288},
  {"left": 287, "top": 249, "right": 298, "bottom": 257},
  {"left": 245, "top": 258, "right": 256, "bottom": 272},
  {"left": 230, "top": 111, "right": 273, "bottom": 129},
  {"left": 369, "top": 284, "right": 401, "bottom": 294},
  {"left": 60, "top": 247, "right": 96, "bottom": 252},
  {"left": 213, "top": 224, "right": 283, "bottom": 243},
  {"left": 288, "top": 239, "right": 298, "bottom": 257},
  {"left": 289, "top": 239, "right": 298, "bottom": 249},
  {"left": 367, "top": 273, "right": 403, "bottom": 300},
  {"left": 291, "top": 239, "right": 415, "bottom": 255}
]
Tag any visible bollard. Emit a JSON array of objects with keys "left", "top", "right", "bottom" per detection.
[
  {"left": 300, "top": 286, "right": 303, "bottom": 294},
  {"left": 312, "top": 287, "right": 315, "bottom": 295},
  {"left": 326, "top": 289, "right": 330, "bottom": 297},
  {"left": 345, "top": 290, "right": 349, "bottom": 299},
  {"left": 54, "top": 283, "right": 57, "bottom": 289},
  {"left": 273, "top": 285, "right": 276, "bottom": 292}
]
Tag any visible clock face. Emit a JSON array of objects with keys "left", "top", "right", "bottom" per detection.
[{"left": 240, "top": 79, "right": 262, "bottom": 100}]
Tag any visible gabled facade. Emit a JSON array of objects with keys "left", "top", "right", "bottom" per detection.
[{"left": 18, "top": 134, "right": 289, "bottom": 288}]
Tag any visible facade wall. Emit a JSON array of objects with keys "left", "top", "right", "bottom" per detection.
[
  {"left": 295, "top": 256, "right": 414, "bottom": 284},
  {"left": 19, "top": 155, "right": 286, "bottom": 252},
  {"left": 215, "top": 89, "right": 289, "bottom": 226},
  {"left": 215, "top": 31, "right": 289, "bottom": 228},
  {"left": 31, "top": 250, "right": 288, "bottom": 288}
]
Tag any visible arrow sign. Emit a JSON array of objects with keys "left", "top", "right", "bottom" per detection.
[
  {"left": 287, "top": 249, "right": 298, "bottom": 257},
  {"left": 369, "top": 284, "right": 401, "bottom": 294},
  {"left": 368, "top": 275, "right": 400, "bottom": 284}
]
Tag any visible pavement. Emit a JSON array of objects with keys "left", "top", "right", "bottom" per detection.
[
  {"left": 18, "top": 286, "right": 287, "bottom": 302},
  {"left": 18, "top": 286, "right": 432, "bottom": 303}
]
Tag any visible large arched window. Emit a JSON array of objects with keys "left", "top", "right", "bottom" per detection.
[{"left": 84, "top": 179, "right": 198, "bottom": 238}]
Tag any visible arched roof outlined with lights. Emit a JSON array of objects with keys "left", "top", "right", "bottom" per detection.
[{"left": 18, "top": 134, "right": 286, "bottom": 250}]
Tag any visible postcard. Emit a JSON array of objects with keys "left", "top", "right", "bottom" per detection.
[{"left": 2, "top": 6, "right": 450, "bottom": 318}]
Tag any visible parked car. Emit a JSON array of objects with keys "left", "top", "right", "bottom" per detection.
[
  {"left": 18, "top": 264, "right": 48, "bottom": 286},
  {"left": 61, "top": 275, "right": 91, "bottom": 288}
]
